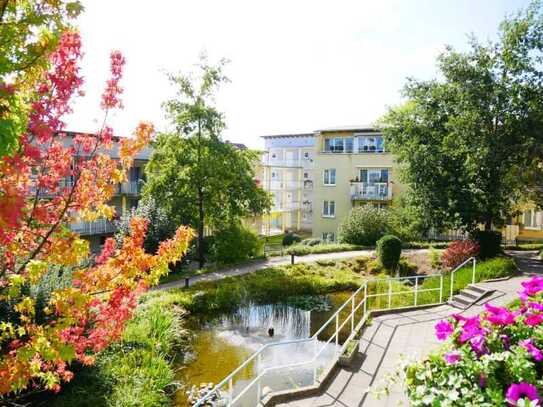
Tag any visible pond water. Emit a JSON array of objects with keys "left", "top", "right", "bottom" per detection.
[{"left": 175, "top": 291, "right": 354, "bottom": 406}]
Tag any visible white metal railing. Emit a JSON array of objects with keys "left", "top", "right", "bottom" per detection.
[
  {"left": 193, "top": 270, "right": 462, "bottom": 406},
  {"left": 118, "top": 180, "right": 142, "bottom": 195},
  {"left": 450, "top": 257, "right": 477, "bottom": 300},
  {"left": 350, "top": 182, "right": 392, "bottom": 201},
  {"left": 269, "top": 180, "right": 301, "bottom": 190},
  {"left": 70, "top": 218, "right": 117, "bottom": 235}
]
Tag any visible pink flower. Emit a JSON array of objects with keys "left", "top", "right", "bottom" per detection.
[
  {"left": 520, "top": 339, "right": 543, "bottom": 362},
  {"left": 528, "top": 302, "right": 543, "bottom": 312},
  {"left": 444, "top": 351, "right": 461, "bottom": 364},
  {"left": 484, "top": 303, "right": 517, "bottom": 326},
  {"left": 519, "top": 277, "right": 543, "bottom": 300},
  {"left": 525, "top": 313, "right": 543, "bottom": 327},
  {"left": 435, "top": 320, "right": 454, "bottom": 341},
  {"left": 506, "top": 383, "right": 540, "bottom": 405}
]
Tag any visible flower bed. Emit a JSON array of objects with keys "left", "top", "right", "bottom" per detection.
[{"left": 405, "top": 275, "right": 543, "bottom": 406}]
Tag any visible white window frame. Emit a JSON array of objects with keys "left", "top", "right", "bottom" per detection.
[
  {"left": 323, "top": 200, "right": 336, "bottom": 218},
  {"left": 524, "top": 209, "right": 541, "bottom": 229},
  {"left": 355, "top": 134, "right": 385, "bottom": 153},
  {"left": 324, "top": 137, "right": 354, "bottom": 153},
  {"left": 323, "top": 169, "right": 336, "bottom": 186}
]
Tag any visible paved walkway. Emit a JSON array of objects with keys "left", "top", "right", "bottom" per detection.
[
  {"left": 159, "top": 249, "right": 429, "bottom": 290},
  {"left": 278, "top": 251, "right": 542, "bottom": 407}
]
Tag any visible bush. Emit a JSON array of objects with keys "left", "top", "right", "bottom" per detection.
[
  {"left": 338, "top": 205, "right": 390, "bottom": 245},
  {"left": 286, "top": 243, "right": 366, "bottom": 256},
  {"left": 471, "top": 229, "right": 502, "bottom": 259},
  {"left": 367, "top": 257, "right": 417, "bottom": 277},
  {"left": 404, "top": 274, "right": 543, "bottom": 406},
  {"left": 210, "top": 222, "right": 262, "bottom": 265},
  {"left": 441, "top": 240, "right": 480, "bottom": 269},
  {"left": 115, "top": 197, "right": 175, "bottom": 254},
  {"left": 301, "top": 238, "right": 323, "bottom": 246},
  {"left": 376, "top": 235, "right": 402, "bottom": 272},
  {"left": 282, "top": 232, "right": 302, "bottom": 246}
]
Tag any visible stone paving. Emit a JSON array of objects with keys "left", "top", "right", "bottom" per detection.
[{"left": 278, "top": 251, "right": 542, "bottom": 407}]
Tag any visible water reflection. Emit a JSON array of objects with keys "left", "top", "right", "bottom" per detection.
[{"left": 176, "top": 293, "right": 351, "bottom": 406}]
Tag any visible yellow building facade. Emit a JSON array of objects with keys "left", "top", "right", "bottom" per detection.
[{"left": 311, "top": 126, "right": 403, "bottom": 240}]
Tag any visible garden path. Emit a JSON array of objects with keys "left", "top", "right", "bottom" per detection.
[
  {"left": 277, "top": 251, "right": 540, "bottom": 407},
  {"left": 156, "top": 249, "right": 430, "bottom": 290}
]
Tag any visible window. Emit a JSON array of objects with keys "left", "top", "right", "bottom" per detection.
[
  {"left": 304, "top": 172, "right": 309, "bottom": 179},
  {"left": 324, "top": 137, "right": 353, "bottom": 153},
  {"left": 357, "top": 135, "right": 385, "bottom": 153},
  {"left": 323, "top": 200, "right": 335, "bottom": 217},
  {"left": 359, "top": 168, "right": 389, "bottom": 183},
  {"left": 524, "top": 210, "right": 541, "bottom": 229},
  {"left": 272, "top": 171, "right": 277, "bottom": 178},
  {"left": 323, "top": 169, "right": 336, "bottom": 185},
  {"left": 271, "top": 153, "right": 276, "bottom": 159},
  {"left": 304, "top": 152, "right": 310, "bottom": 158},
  {"left": 322, "top": 232, "right": 335, "bottom": 242}
]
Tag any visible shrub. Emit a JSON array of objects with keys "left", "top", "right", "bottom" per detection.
[
  {"left": 441, "top": 240, "right": 480, "bottom": 269},
  {"left": 338, "top": 205, "right": 390, "bottom": 245},
  {"left": 286, "top": 243, "right": 365, "bottom": 256},
  {"left": 301, "top": 238, "right": 323, "bottom": 246},
  {"left": 282, "top": 232, "right": 302, "bottom": 246},
  {"left": 404, "top": 275, "right": 543, "bottom": 406},
  {"left": 377, "top": 235, "right": 402, "bottom": 272},
  {"left": 471, "top": 229, "right": 502, "bottom": 259},
  {"left": 367, "top": 257, "right": 417, "bottom": 277},
  {"left": 210, "top": 222, "right": 262, "bottom": 265},
  {"left": 429, "top": 247, "right": 443, "bottom": 270}
]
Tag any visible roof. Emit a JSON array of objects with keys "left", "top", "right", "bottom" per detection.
[
  {"left": 225, "top": 140, "right": 248, "bottom": 150},
  {"left": 260, "top": 132, "right": 315, "bottom": 139},
  {"left": 316, "top": 124, "right": 380, "bottom": 133}
]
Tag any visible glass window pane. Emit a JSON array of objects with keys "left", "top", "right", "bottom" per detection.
[{"left": 345, "top": 138, "right": 353, "bottom": 153}]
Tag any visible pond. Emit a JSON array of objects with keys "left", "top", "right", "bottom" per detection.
[{"left": 175, "top": 291, "right": 354, "bottom": 406}]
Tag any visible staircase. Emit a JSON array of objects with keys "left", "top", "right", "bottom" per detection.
[{"left": 449, "top": 284, "right": 493, "bottom": 310}]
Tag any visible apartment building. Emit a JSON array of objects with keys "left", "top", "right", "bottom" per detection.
[
  {"left": 259, "top": 133, "right": 316, "bottom": 235},
  {"left": 258, "top": 126, "right": 402, "bottom": 240},
  {"left": 59, "top": 132, "right": 150, "bottom": 252},
  {"left": 311, "top": 126, "right": 403, "bottom": 241}
]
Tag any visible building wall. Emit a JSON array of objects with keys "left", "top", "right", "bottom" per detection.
[{"left": 311, "top": 130, "right": 403, "bottom": 240}]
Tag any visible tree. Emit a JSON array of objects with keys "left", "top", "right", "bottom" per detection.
[
  {"left": 380, "top": 2, "right": 543, "bottom": 233},
  {"left": 0, "top": 32, "right": 193, "bottom": 397},
  {"left": 115, "top": 197, "right": 176, "bottom": 254},
  {"left": 1, "top": 0, "right": 83, "bottom": 156},
  {"left": 144, "top": 57, "right": 271, "bottom": 268}
]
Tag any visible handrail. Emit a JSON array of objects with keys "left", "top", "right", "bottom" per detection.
[
  {"left": 193, "top": 272, "right": 447, "bottom": 407},
  {"left": 449, "top": 256, "right": 477, "bottom": 300}
]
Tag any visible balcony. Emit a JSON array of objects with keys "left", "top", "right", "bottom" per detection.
[
  {"left": 350, "top": 182, "right": 392, "bottom": 201},
  {"left": 71, "top": 218, "right": 117, "bottom": 236},
  {"left": 272, "top": 201, "right": 301, "bottom": 212},
  {"left": 269, "top": 180, "right": 301, "bottom": 190},
  {"left": 118, "top": 180, "right": 143, "bottom": 195}
]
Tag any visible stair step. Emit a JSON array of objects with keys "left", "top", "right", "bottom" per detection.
[
  {"left": 467, "top": 285, "right": 487, "bottom": 294},
  {"left": 450, "top": 301, "right": 468, "bottom": 309},
  {"left": 459, "top": 289, "right": 480, "bottom": 300},
  {"left": 452, "top": 295, "right": 472, "bottom": 305}
]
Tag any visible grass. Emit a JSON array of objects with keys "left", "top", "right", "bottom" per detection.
[
  {"left": 145, "top": 260, "right": 364, "bottom": 315},
  {"left": 505, "top": 243, "right": 543, "bottom": 251},
  {"left": 49, "top": 297, "right": 186, "bottom": 407}
]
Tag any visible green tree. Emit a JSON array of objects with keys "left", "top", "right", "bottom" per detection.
[
  {"left": 144, "top": 57, "right": 271, "bottom": 268},
  {"left": 380, "top": 2, "right": 543, "bottom": 233},
  {"left": 0, "top": 0, "right": 83, "bottom": 156}
]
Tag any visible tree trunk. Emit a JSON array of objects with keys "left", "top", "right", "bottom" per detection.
[
  {"left": 484, "top": 215, "right": 492, "bottom": 231},
  {"left": 197, "top": 186, "right": 205, "bottom": 269}
]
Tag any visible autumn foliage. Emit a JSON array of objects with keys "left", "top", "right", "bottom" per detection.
[
  {"left": 0, "top": 32, "right": 193, "bottom": 395},
  {"left": 441, "top": 239, "right": 480, "bottom": 269}
]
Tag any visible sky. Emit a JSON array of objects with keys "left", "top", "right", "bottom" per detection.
[{"left": 66, "top": 0, "right": 532, "bottom": 149}]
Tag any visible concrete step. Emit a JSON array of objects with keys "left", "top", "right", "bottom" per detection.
[{"left": 448, "top": 285, "right": 494, "bottom": 310}]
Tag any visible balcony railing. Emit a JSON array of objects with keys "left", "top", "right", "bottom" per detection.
[
  {"left": 269, "top": 180, "right": 301, "bottom": 190},
  {"left": 70, "top": 219, "right": 117, "bottom": 236},
  {"left": 118, "top": 180, "right": 142, "bottom": 195},
  {"left": 350, "top": 182, "right": 392, "bottom": 201},
  {"left": 262, "top": 159, "right": 315, "bottom": 169}
]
